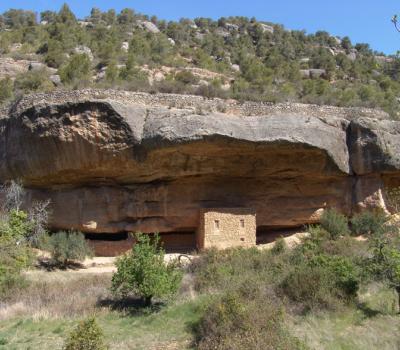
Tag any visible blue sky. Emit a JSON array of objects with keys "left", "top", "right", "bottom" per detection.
[{"left": 0, "top": 0, "right": 399, "bottom": 55}]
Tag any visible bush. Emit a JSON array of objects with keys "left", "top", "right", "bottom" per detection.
[
  {"left": 111, "top": 233, "right": 182, "bottom": 306},
  {"left": 351, "top": 210, "right": 387, "bottom": 236},
  {"left": 175, "top": 70, "right": 199, "bottom": 84},
  {"left": 0, "top": 221, "right": 32, "bottom": 298},
  {"left": 280, "top": 264, "right": 337, "bottom": 311},
  {"left": 271, "top": 236, "right": 288, "bottom": 255},
  {"left": 60, "top": 54, "right": 91, "bottom": 86},
  {"left": 0, "top": 77, "right": 13, "bottom": 104},
  {"left": 1, "top": 209, "right": 32, "bottom": 240},
  {"left": 63, "top": 317, "right": 108, "bottom": 350},
  {"left": 320, "top": 208, "right": 350, "bottom": 239},
  {"left": 14, "top": 70, "right": 54, "bottom": 93},
  {"left": 196, "top": 289, "right": 307, "bottom": 350},
  {"left": 44, "top": 231, "right": 93, "bottom": 266},
  {"left": 280, "top": 254, "right": 359, "bottom": 311}
]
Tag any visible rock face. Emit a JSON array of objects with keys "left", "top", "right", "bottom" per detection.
[{"left": 0, "top": 90, "right": 398, "bottom": 242}]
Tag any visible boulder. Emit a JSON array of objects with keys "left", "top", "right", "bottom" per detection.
[
  {"left": 49, "top": 74, "right": 61, "bottom": 86},
  {"left": 121, "top": 41, "right": 129, "bottom": 52},
  {"left": 28, "top": 62, "right": 46, "bottom": 71},
  {"left": 309, "top": 69, "right": 326, "bottom": 78},
  {"left": 73, "top": 45, "right": 94, "bottom": 61},
  {"left": 0, "top": 90, "right": 397, "bottom": 242},
  {"left": 259, "top": 23, "right": 274, "bottom": 33},
  {"left": 0, "top": 57, "right": 30, "bottom": 79},
  {"left": 138, "top": 20, "right": 160, "bottom": 34}
]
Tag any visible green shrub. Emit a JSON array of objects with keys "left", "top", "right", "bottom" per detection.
[
  {"left": 190, "top": 247, "right": 271, "bottom": 292},
  {"left": 60, "top": 54, "right": 91, "bottom": 86},
  {"left": 351, "top": 210, "right": 387, "bottom": 236},
  {"left": 280, "top": 264, "right": 338, "bottom": 311},
  {"left": 320, "top": 208, "right": 350, "bottom": 239},
  {"left": 196, "top": 290, "right": 307, "bottom": 350},
  {"left": 271, "top": 236, "right": 288, "bottom": 255},
  {"left": 309, "top": 254, "right": 359, "bottom": 297},
  {"left": 280, "top": 253, "right": 359, "bottom": 311},
  {"left": 0, "top": 225, "right": 32, "bottom": 298},
  {"left": 63, "top": 317, "right": 108, "bottom": 350},
  {"left": 0, "top": 210, "right": 32, "bottom": 242},
  {"left": 44, "top": 231, "right": 93, "bottom": 266},
  {"left": 111, "top": 233, "right": 182, "bottom": 306},
  {"left": 175, "top": 70, "right": 199, "bottom": 84},
  {"left": 14, "top": 70, "right": 54, "bottom": 93},
  {"left": 0, "top": 77, "right": 13, "bottom": 104}
]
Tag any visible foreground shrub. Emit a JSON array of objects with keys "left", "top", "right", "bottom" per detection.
[
  {"left": 111, "top": 233, "right": 182, "bottom": 306},
  {"left": 196, "top": 289, "right": 307, "bottom": 350},
  {"left": 0, "top": 77, "right": 13, "bottom": 104},
  {"left": 190, "top": 247, "right": 276, "bottom": 292},
  {"left": 43, "top": 231, "right": 93, "bottom": 266},
  {"left": 351, "top": 210, "right": 387, "bottom": 236},
  {"left": 0, "top": 216, "right": 32, "bottom": 298},
  {"left": 368, "top": 227, "right": 400, "bottom": 312},
  {"left": 63, "top": 317, "right": 108, "bottom": 350},
  {"left": 280, "top": 254, "right": 359, "bottom": 311},
  {"left": 320, "top": 208, "right": 350, "bottom": 239}
]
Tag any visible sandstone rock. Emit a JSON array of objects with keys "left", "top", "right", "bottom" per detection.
[
  {"left": 74, "top": 45, "right": 94, "bottom": 61},
  {"left": 28, "top": 62, "right": 46, "bottom": 71},
  {"left": 231, "top": 64, "right": 240, "bottom": 72},
  {"left": 309, "top": 68, "right": 326, "bottom": 78},
  {"left": 49, "top": 74, "right": 61, "bottom": 86},
  {"left": 138, "top": 20, "right": 160, "bottom": 33},
  {"left": 0, "top": 57, "right": 30, "bottom": 79},
  {"left": 0, "top": 90, "right": 397, "bottom": 239},
  {"left": 121, "top": 41, "right": 129, "bottom": 52},
  {"left": 259, "top": 23, "right": 274, "bottom": 33},
  {"left": 347, "top": 52, "right": 357, "bottom": 61}
]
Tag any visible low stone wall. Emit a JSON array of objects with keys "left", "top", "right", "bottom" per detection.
[{"left": 0, "top": 88, "right": 388, "bottom": 120}]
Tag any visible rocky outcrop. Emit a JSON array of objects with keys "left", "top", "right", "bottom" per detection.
[{"left": 0, "top": 90, "right": 398, "bottom": 236}]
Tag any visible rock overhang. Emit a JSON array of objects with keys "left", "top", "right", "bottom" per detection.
[{"left": 0, "top": 90, "right": 399, "bottom": 235}]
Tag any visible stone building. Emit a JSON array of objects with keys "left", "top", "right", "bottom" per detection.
[{"left": 197, "top": 208, "right": 256, "bottom": 250}]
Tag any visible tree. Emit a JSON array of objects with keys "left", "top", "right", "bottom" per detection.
[
  {"left": 111, "top": 233, "right": 182, "bottom": 306},
  {"left": 117, "top": 8, "right": 135, "bottom": 25},
  {"left": 0, "top": 78, "right": 13, "bottom": 104},
  {"left": 44, "top": 231, "right": 93, "bottom": 266},
  {"left": 59, "top": 54, "right": 91, "bottom": 86},
  {"left": 105, "top": 61, "right": 119, "bottom": 84},
  {"left": 90, "top": 8, "right": 102, "bottom": 24},
  {"left": 57, "top": 3, "right": 76, "bottom": 24},
  {"left": 1, "top": 180, "right": 25, "bottom": 213},
  {"left": 369, "top": 228, "right": 400, "bottom": 312},
  {"left": 40, "top": 11, "right": 57, "bottom": 23},
  {"left": 3, "top": 9, "right": 36, "bottom": 28}
]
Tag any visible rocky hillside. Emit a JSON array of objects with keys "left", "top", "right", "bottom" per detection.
[
  {"left": 0, "top": 89, "right": 399, "bottom": 236},
  {"left": 0, "top": 5, "right": 400, "bottom": 117}
]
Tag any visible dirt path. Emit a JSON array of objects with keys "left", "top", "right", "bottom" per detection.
[{"left": 28, "top": 233, "right": 308, "bottom": 275}]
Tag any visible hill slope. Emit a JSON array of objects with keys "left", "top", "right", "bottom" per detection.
[{"left": 0, "top": 5, "right": 399, "bottom": 116}]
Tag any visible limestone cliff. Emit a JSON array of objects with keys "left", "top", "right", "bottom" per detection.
[{"left": 0, "top": 90, "right": 397, "bottom": 235}]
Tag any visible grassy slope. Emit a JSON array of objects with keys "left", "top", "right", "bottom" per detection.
[
  {"left": 0, "top": 270, "right": 399, "bottom": 349},
  {"left": 0, "top": 298, "right": 205, "bottom": 350},
  {"left": 291, "top": 285, "right": 400, "bottom": 350}
]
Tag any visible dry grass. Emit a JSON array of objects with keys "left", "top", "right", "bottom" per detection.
[
  {"left": 0, "top": 269, "right": 203, "bottom": 349},
  {"left": 291, "top": 283, "right": 400, "bottom": 350},
  {"left": 0, "top": 271, "right": 112, "bottom": 320}
]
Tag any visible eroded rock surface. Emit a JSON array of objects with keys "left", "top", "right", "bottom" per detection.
[{"left": 0, "top": 90, "right": 398, "bottom": 236}]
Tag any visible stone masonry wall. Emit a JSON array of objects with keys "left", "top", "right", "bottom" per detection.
[
  {"left": 197, "top": 208, "right": 256, "bottom": 250},
  {"left": 0, "top": 88, "right": 388, "bottom": 120}
]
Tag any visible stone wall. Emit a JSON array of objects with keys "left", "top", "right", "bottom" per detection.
[
  {"left": 197, "top": 208, "right": 256, "bottom": 250},
  {"left": 0, "top": 88, "right": 388, "bottom": 120}
]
